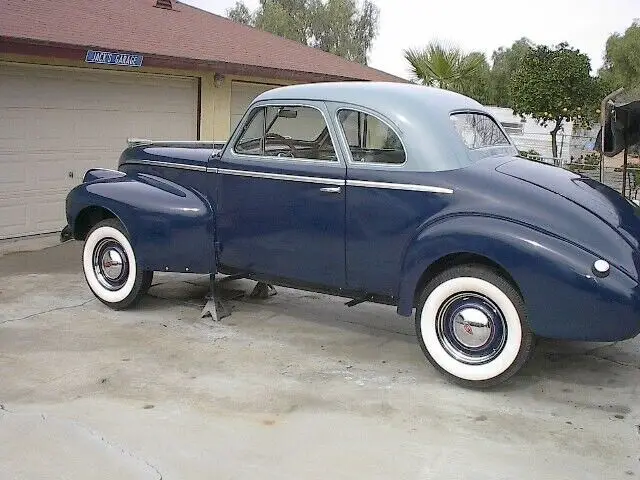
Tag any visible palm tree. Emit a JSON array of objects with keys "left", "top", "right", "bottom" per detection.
[{"left": 404, "top": 42, "right": 485, "bottom": 91}]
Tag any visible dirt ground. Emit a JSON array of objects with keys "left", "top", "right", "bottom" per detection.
[{"left": 0, "top": 241, "right": 639, "bottom": 479}]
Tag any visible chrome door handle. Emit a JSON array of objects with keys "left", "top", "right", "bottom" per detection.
[{"left": 319, "top": 186, "right": 341, "bottom": 194}]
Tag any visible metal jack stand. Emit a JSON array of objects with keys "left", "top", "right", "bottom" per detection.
[
  {"left": 249, "top": 281, "right": 277, "bottom": 299},
  {"left": 200, "top": 274, "right": 242, "bottom": 321},
  {"left": 200, "top": 276, "right": 276, "bottom": 321}
]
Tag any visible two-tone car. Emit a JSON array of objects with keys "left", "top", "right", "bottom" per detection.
[{"left": 64, "top": 82, "right": 640, "bottom": 387}]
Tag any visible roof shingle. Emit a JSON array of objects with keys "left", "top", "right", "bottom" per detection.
[{"left": 0, "top": 0, "right": 402, "bottom": 82}]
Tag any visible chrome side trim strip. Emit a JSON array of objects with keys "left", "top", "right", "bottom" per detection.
[
  {"left": 121, "top": 159, "right": 207, "bottom": 172},
  {"left": 346, "top": 179, "right": 453, "bottom": 194},
  {"left": 215, "top": 168, "right": 453, "bottom": 193},
  {"left": 216, "top": 168, "right": 344, "bottom": 186}
]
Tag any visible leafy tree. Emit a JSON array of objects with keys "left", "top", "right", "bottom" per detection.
[
  {"left": 309, "top": 0, "right": 379, "bottom": 64},
  {"left": 226, "top": 0, "right": 379, "bottom": 65},
  {"left": 511, "top": 43, "right": 601, "bottom": 159},
  {"left": 458, "top": 51, "right": 492, "bottom": 105},
  {"left": 226, "top": 1, "right": 253, "bottom": 24},
  {"left": 404, "top": 42, "right": 485, "bottom": 90},
  {"left": 599, "top": 20, "right": 640, "bottom": 90},
  {"left": 489, "top": 38, "right": 533, "bottom": 107},
  {"left": 255, "top": 0, "right": 308, "bottom": 44}
]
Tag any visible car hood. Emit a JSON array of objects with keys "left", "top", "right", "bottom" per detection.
[{"left": 496, "top": 157, "right": 640, "bottom": 246}]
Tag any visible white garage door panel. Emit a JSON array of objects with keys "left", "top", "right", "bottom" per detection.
[
  {"left": 230, "top": 81, "right": 283, "bottom": 131},
  {"left": 0, "top": 64, "right": 198, "bottom": 239},
  {"left": 0, "top": 203, "right": 27, "bottom": 232},
  {"left": 0, "top": 191, "right": 66, "bottom": 238}
]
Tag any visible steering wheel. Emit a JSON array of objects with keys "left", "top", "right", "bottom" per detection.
[{"left": 265, "top": 133, "right": 298, "bottom": 157}]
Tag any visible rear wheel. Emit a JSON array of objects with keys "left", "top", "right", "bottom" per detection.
[
  {"left": 415, "top": 265, "right": 534, "bottom": 388},
  {"left": 82, "top": 219, "right": 149, "bottom": 310}
]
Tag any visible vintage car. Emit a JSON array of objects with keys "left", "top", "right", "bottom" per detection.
[{"left": 64, "top": 82, "right": 640, "bottom": 388}]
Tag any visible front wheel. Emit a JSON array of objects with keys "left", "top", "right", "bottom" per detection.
[
  {"left": 82, "top": 219, "right": 151, "bottom": 310},
  {"left": 416, "top": 265, "right": 534, "bottom": 388}
]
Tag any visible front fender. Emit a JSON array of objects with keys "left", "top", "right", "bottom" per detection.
[
  {"left": 66, "top": 171, "right": 215, "bottom": 274},
  {"left": 398, "top": 215, "right": 640, "bottom": 341}
]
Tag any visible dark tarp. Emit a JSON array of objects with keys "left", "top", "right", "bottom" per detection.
[{"left": 595, "top": 99, "right": 640, "bottom": 157}]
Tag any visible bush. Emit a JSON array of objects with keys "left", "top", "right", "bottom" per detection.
[{"left": 519, "top": 149, "right": 541, "bottom": 160}]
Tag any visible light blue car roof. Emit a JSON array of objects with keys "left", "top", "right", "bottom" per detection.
[
  {"left": 256, "top": 81, "right": 484, "bottom": 113},
  {"left": 251, "top": 82, "right": 515, "bottom": 172}
]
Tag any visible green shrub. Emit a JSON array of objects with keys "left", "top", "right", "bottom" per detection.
[{"left": 519, "top": 149, "right": 541, "bottom": 160}]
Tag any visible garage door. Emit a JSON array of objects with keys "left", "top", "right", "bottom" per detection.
[
  {"left": 230, "top": 81, "right": 283, "bottom": 132},
  {"left": 0, "top": 64, "right": 198, "bottom": 239}
]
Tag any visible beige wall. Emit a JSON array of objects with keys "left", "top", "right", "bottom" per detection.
[{"left": 0, "top": 53, "right": 296, "bottom": 142}]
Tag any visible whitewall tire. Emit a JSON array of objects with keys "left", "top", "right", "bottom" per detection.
[
  {"left": 82, "top": 219, "right": 152, "bottom": 310},
  {"left": 416, "top": 265, "right": 534, "bottom": 388}
]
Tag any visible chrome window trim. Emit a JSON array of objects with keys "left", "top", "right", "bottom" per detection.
[
  {"left": 335, "top": 107, "right": 408, "bottom": 167},
  {"left": 346, "top": 179, "right": 453, "bottom": 194},
  {"left": 231, "top": 103, "right": 341, "bottom": 164},
  {"left": 215, "top": 168, "right": 452, "bottom": 193},
  {"left": 217, "top": 168, "right": 344, "bottom": 186},
  {"left": 121, "top": 159, "right": 207, "bottom": 172}
]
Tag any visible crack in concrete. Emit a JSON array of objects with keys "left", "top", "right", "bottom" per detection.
[
  {"left": 551, "top": 349, "right": 640, "bottom": 370},
  {"left": 183, "top": 280, "right": 209, "bottom": 288},
  {"left": 584, "top": 353, "right": 640, "bottom": 371},
  {"left": 77, "top": 425, "right": 163, "bottom": 480},
  {"left": 584, "top": 342, "right": 619, "bottom": 355},
  {"left": 0, "top": 405, "right": 163, "bottom": 479},
  {"left": 0, "top": 298, "right": 96, "bottom": 326},
  {"left": 332, "top": 316, "right": 413, "bottom": 337},
  {"left": 145, "top": 293, "right": 203, "bottom": 309}
]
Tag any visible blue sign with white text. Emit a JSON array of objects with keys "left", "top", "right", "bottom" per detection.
[{"left": 85, "top": 50, "right": 143, "bottom": 67}]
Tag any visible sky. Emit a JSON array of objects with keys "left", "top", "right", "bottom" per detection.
[{"left": 182, "top": 0, "right": 639, "bottom": 79}]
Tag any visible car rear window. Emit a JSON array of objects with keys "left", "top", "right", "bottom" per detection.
[{"left": 450, "top": 113, "right": 510, "bottom": 149}]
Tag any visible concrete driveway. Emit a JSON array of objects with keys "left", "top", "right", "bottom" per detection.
[{"left": 1, "top": 241, "right": 638, "bottom": 479}]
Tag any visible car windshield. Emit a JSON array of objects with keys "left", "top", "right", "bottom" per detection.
[{"left": 450, "top": 112, "right": 511, "bottom": 150}]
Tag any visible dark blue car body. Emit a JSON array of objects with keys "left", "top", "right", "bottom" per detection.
[{"left": 65, "top": 83, "right": 640, "bottom": 342}]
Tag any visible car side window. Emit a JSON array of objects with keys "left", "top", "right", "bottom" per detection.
[
  {"left": 234, "top": 105, "right": 337, "bottom": 161},
  {"left": 450, "top": 112, "right": 510, "bottom": 149},
  {"left": 337, "top": 109, "right": 406, "bottom": 165},
  {"left": 235, "top": 107, "right": 265, "bottom": 155}
]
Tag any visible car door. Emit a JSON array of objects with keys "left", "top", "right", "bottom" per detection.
[
  {"left": 215, "top": 101, "right": 347, "bottom": 288},
  {"left": 329, "top": 104, "right": 452, "bottom": 298}
]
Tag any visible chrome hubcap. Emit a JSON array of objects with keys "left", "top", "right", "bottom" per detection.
[
  {"left": 436, "top": 292, "right": 507, "bottom": 365},
  {"left": 101, "top": 249, "right": 124, "bottom": 280},
  {"left": 453, "top": 308, "right": 491, "bottom": 348},
  {"left": 92, "top": 239, "right": 129, "bottom": 291}
]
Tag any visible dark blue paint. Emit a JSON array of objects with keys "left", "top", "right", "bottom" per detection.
[
  {"left": 345, "top": 168, "right": 453, "bottom": 296},
  {"left": 66, "top": 169, "right": 214, "bottom": 274},
  {"left": 216, "top": 157, "right": 346, "bottom": 288},
  {"left": 64, "top": 102, "right": 640, "bottom": 343}
]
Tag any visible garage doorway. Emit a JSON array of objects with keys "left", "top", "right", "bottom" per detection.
[{"left": 0, "top": 63, "right": 198, "bottom": 238}]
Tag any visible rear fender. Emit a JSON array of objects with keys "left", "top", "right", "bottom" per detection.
[
  {"left": 66, "top": 171, "right": 215, "bottom": 274},
  {"left": 398, "top": 215, "right": 640, "bottom": 341}
]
